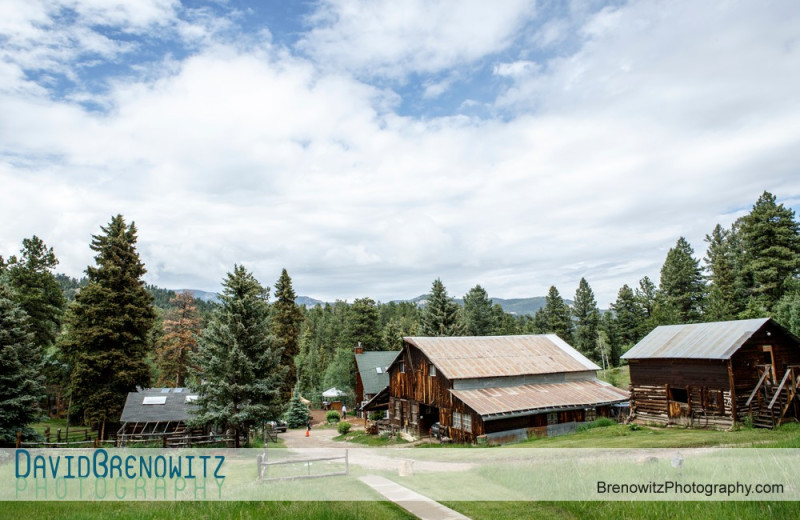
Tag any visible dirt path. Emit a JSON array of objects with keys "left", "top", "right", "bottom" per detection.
[{"left": 281, "top": 412, "right": 364, "bottom": 448}]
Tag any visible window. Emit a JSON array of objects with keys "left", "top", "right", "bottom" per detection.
[
  {"left": 462, "top": 414, "right": 472, "bottom": 432},
  {"left": 174, "top": 388, "right": 184, "bottom": 393},
  {"left": 585, "top": 407, "right": 597, "bottom": 422},
  {"left": 399, "top": 361, "right": 405, "bottom": 374},
  {"left": 453, "top": 412, "right": 462, "bottom": 429},
  {"left": 185, "top": 395, "right": 198, "bottom": 403},
  {"left": 429, "top": 364, "right": 436, "bottom": 377},
  {"left": 670, "top": 388, "right": 688, "bottom": 404},
  {"left": 375, "top": 367, "right": 382, "bottom": 374},
  {"left": 143, "top": 396, "right": 167, "bottom": 405},
  {"left": 160, "top": 388, "right": 170, "bottom": 393},
  {"left": 547, "top": 412, "right": 558, "bottom": 426}
]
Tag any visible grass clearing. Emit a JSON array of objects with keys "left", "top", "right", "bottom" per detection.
[
  {"left": 596, "top": 365, "right": 630, "bottom": 389},
  {"left": 334, "top": 431, "right": 409, "bottom": 446}
]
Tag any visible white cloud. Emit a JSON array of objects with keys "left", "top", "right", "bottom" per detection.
[
  {"left": 1, "top": 0, "right": 800, "bottom": 308},
  {"left": 298, "top": 0, "right": 536, "bottom": 79}
]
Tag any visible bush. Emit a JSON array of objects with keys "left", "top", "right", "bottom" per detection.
[
  {"left": 326, "top": 410, "right": 341, "bottom": 423},
  {"left": 337, "top": 421, "right": 351, "bottom": 435},
  {"left": 369, "top": 411, "right": 385, "bottom": 421},
  {"left": 577, "top": 417, "right": 618, "bottom": 432}
]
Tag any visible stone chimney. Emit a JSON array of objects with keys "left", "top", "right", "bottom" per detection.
[{"left": 354, "top": 341, "right": 364, "bottom": 355}]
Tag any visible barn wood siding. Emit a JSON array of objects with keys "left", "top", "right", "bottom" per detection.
[
  {"left": 730, "top": 327, "right": 800, "bottom": 420},
  {"left": 628, "top": 359, "right": 730, "bottom": 387}
]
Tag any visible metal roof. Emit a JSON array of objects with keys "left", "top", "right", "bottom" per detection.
[
  {"left": 403, "top": 335, "right": 599, "bottom": 380},
  {"left": 119, "top": 388, "right": 198, "bottom": 423},
  {"left": 355, "top": 350, "right": 401, "bottom": 395},
  {"left": 451, "top": 379, "right": 630, "bottom": 419},
  {"left": 621, "top": 318, "right": 772, "bottom": 360}
]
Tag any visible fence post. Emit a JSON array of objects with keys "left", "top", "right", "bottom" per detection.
[
  {"left": 57, "top": 428, "right": 62, "bottom": 444},
  {"left": 45, "top": 426, "right": 50, "bottom": 443},
  {"left": 16, "top": 430, "right": 21, "bottom": 448},
  {"left": 162, "top": 434, "right": 167, "bottom": 448},
  {"left": 94, "top": 438, "right": 99, "bottom": 449}
]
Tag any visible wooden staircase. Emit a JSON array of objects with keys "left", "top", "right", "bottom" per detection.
[{"left": 746, "top": 365, "right": 800, "bottom": 429}]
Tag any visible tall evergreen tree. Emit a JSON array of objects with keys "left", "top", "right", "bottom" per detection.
[
  {"left": 658, "top": 237, "right": 706, "bottom": 323},
  {"left": 420, "top": 279, "right": 464, "bottom": 336},
  {"left": 272, "top": 269, "right": 304, "bottom": 403},
  {"left": 0, "top": 285, "right": 45, "bottom": 446},
  {"left": 539, "top": 286, "right": 574, "bottom": 344},
  {"left": 611, "top": 284, "right": 646, "bottom": 348},
  {"left": 462, "top": 284, "right": 495, "bottom": 336},
  {"left": 572, "top": 278, "right": 600, "bottom": 360},
  {"left": 775, "top": 291, "right": 800, "bottom": 338},
  {"left": 155, "top": 292, "right": 201, "bottom": 387},
  {"left": 190, "top": 265, "right": 284, "bottom": 447},
  {"left": 599, "top": 310, "right": 622, "bottom": 367},
  {"left": 739, "top": 191, "right": 800, "bottom": 313},
  {"left": 346, "top": 297, "right": 382, "bottom": 349},
  {"left": 5, "top": 236, "right": 66, "bottom": 351},
  {"left": 59, "top": 215, "right": 155, "bottom": 435},
  {"left": 704, "top": 224, "right": 741, "bottom": 321}
]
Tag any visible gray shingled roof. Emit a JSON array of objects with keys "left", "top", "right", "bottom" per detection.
[
  {"left": 355, "top": 351, "right": 401, "bottom": 395},
  {"left": 622, "top": 318, "right": 773, "bottom": 360},
  {"left": 119, "top": 388, "right": 198, "bottom": 423}
]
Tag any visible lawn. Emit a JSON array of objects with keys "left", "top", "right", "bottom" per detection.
[
  {"left": 334, "top": 430, "right": 409, "bottom": 446},
  {"left": 596, "top": 365, "right": 630, "bottom": 389}
]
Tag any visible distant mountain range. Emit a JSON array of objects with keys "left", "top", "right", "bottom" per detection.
[{"left": 176, "top": 289, "right": 565, "bottom": 316}]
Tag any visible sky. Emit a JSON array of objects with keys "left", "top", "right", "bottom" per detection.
[{"left": 1, "top": 0, "right": 799, "bottom": 307}]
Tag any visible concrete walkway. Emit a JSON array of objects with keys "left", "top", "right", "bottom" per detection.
[{"left": 359, "top": 475, "right": 471, "bottom": 520}]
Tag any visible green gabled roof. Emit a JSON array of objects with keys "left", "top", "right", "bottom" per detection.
[{"left": 355, "top": 350, "right": 401, "bottom": 395}]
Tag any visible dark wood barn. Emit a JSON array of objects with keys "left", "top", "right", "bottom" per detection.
[
  {"left": 388, "top": 335, "right": 629, "bottom": 444},
  {"left": 622, "top": 318, "right": 800, "bottom": 429}
]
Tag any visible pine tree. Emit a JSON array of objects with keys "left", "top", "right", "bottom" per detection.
[
  {"left": 704, "top": 224, "right": 741, "bottom": 321},
  {"left": 539, "top": 286, "right": 574, "bottom": 344},
  {"left": 5, "top": 236, "right": 65, "bottom": 350},
  {"left": 462, "top": 284, "right": 495, "bottom": 336},
  {"left": 346, "top": 297, "right": 382, "bottom": 349},
  {"left": 739, "top": 191, "right": 800, "bottom": 313},
  {"left": 0, "top": 285, "right": 45, "bottom": 446},
  {"left": 775, "top": 291, "right": 800, "bottom": 338},
  {"left": 59, "top": 215, "right": 155, "bottom": 435},
  {"left": 611, "top": 284, "right": 646, "bottom": 348},
  {"left": 155, "top": 292, "right": 201, "bottom": 387},
  {"left": 572, "top": 278, "right": 600, "bottom": 360},
  {"left": 190, "top": 265, "right": 285, "bottom": 448},
  {"left": 272, "top": 269, "right": 304, "bottom": 404},
  {"left": 658, "top": 237, "right": 706, "bottom": 323},
  {"left": 599, "top": 311, "right": 622, "bottom": 367},
  {"left": 420, "top": 279, "right": 464, "bottom": 336}
]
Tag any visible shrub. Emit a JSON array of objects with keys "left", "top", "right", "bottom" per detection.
[
  {"left": 369, "top": 411, "right": 385, "bottom": 421},
  {"left": 337, "top": 421, "right": 351, "bottom": 435},
  {"left": 629, "top": 423, "right": 641, "bottom": 431},
  {"left": 326, "top": 410, "right": 341, "bottom": 423},
  {"left": 577, "top": 417, "right": 618, "bottom": 432}
]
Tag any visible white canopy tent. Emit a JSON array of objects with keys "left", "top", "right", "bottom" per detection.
[{"left": 322, "top": 387, "right": 346, "bottom": 398}]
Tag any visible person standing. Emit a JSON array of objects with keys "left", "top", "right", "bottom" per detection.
[{"left": 342, "top": 404, "right": 347, "bottom": 418}]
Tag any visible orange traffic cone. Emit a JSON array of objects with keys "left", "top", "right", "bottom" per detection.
[{"left": 306, "top": 429, "right": 310, "bottom": 437}]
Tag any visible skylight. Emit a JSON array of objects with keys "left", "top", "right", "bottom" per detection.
[
  {"left": 143, "top": 396, "right": 167, "bottom": 405},
  {"left": 376, "top": 367, "right": 382, "bottom": 374}
]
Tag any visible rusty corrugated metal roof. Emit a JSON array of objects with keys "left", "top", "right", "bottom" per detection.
[
  {"left": 451, "top": 379, "right": 630, "bottom": 418},
  {"left": 621, "top": 318, "right": 772, "bottom": 360},
  {"left": 403, "top": 335, "right": 599, "bottom": 380}
]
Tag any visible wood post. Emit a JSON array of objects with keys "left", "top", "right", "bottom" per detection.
[{"left": 16, "top": 430, "right": 21, "bottom": 448}]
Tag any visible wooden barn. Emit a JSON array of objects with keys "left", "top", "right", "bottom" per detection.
[
  {"left": 117, "top": 388, "right": 198, "bottom": 437},
  {"left": 354, "top": 346, "right": 401, "bottom": 414},
  {"left": 388, "top": 335, "right": 630, "bottom": 444},
  {"left": 622, "top": 318, "right": 800, "bottom": 429}
]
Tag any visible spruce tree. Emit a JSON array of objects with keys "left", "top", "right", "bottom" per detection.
[
  {"left": 462, "top": 284, "right": 495, "bottom": 336},
  {"left": 272, "top": 269, "right": 304, "bottom": 404},
  {"left": 540, "top": 286, "right": 574, "bottom": 344},
  {"left": 611, "top": 284, "right": 646, "bottom": 348},
  {"left": 658, "top": 237, "right": 706, "bottom": 323},
  {"left": 599, "top": 310, "right": 622, "bottom": 366},
  {"left": 572, "top": 278, "right": 600, "bottom": 360},
  {"left": 346, "top": 297, "right": 382, "bottom": 349},
  {"left": 775, "top": 292, "right": 800, "bottom": 338},
  {"left": 59, "top": 215, "right": 155, "bottom": 435},
  {"left": 704, "top": 224, "right": 741, "bottom": 320},
  {"left": 284, "top": 389, "right": 311, "bottom": 428},
  {"left": 0, "top": 285, "right": 45, "bottom": 446},
  {"left": 155, "top": 292, "right": 201, "bottom": 387},
  {"left": 739, "top": 191, "right": 800, "bottom": 313},
  {"left": 5, "top": 236, "right": 65, "bottom": 351},
  {"left": 190, "top": 265, "right": 285, "bottom": 447},
  {"left": 420, "top": 279, "right": 464, "bottom": 336}
]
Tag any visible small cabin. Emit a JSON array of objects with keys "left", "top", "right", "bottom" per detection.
[
  {"left": 388, "top": 335, "right": 629, "bottom": 444},
  {"left": 117, "top": 388, "right": 198, "bottom": 437},
  {"left": 354, "top": 348, "right": 401, "bottom": 415},
  {"left": 622, "top": 318, "right": 800, "bottom": 428}
]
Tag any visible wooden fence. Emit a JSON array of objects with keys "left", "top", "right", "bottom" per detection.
[{"left": 257, "top": 449, "right": 349, "bottom": 481}]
